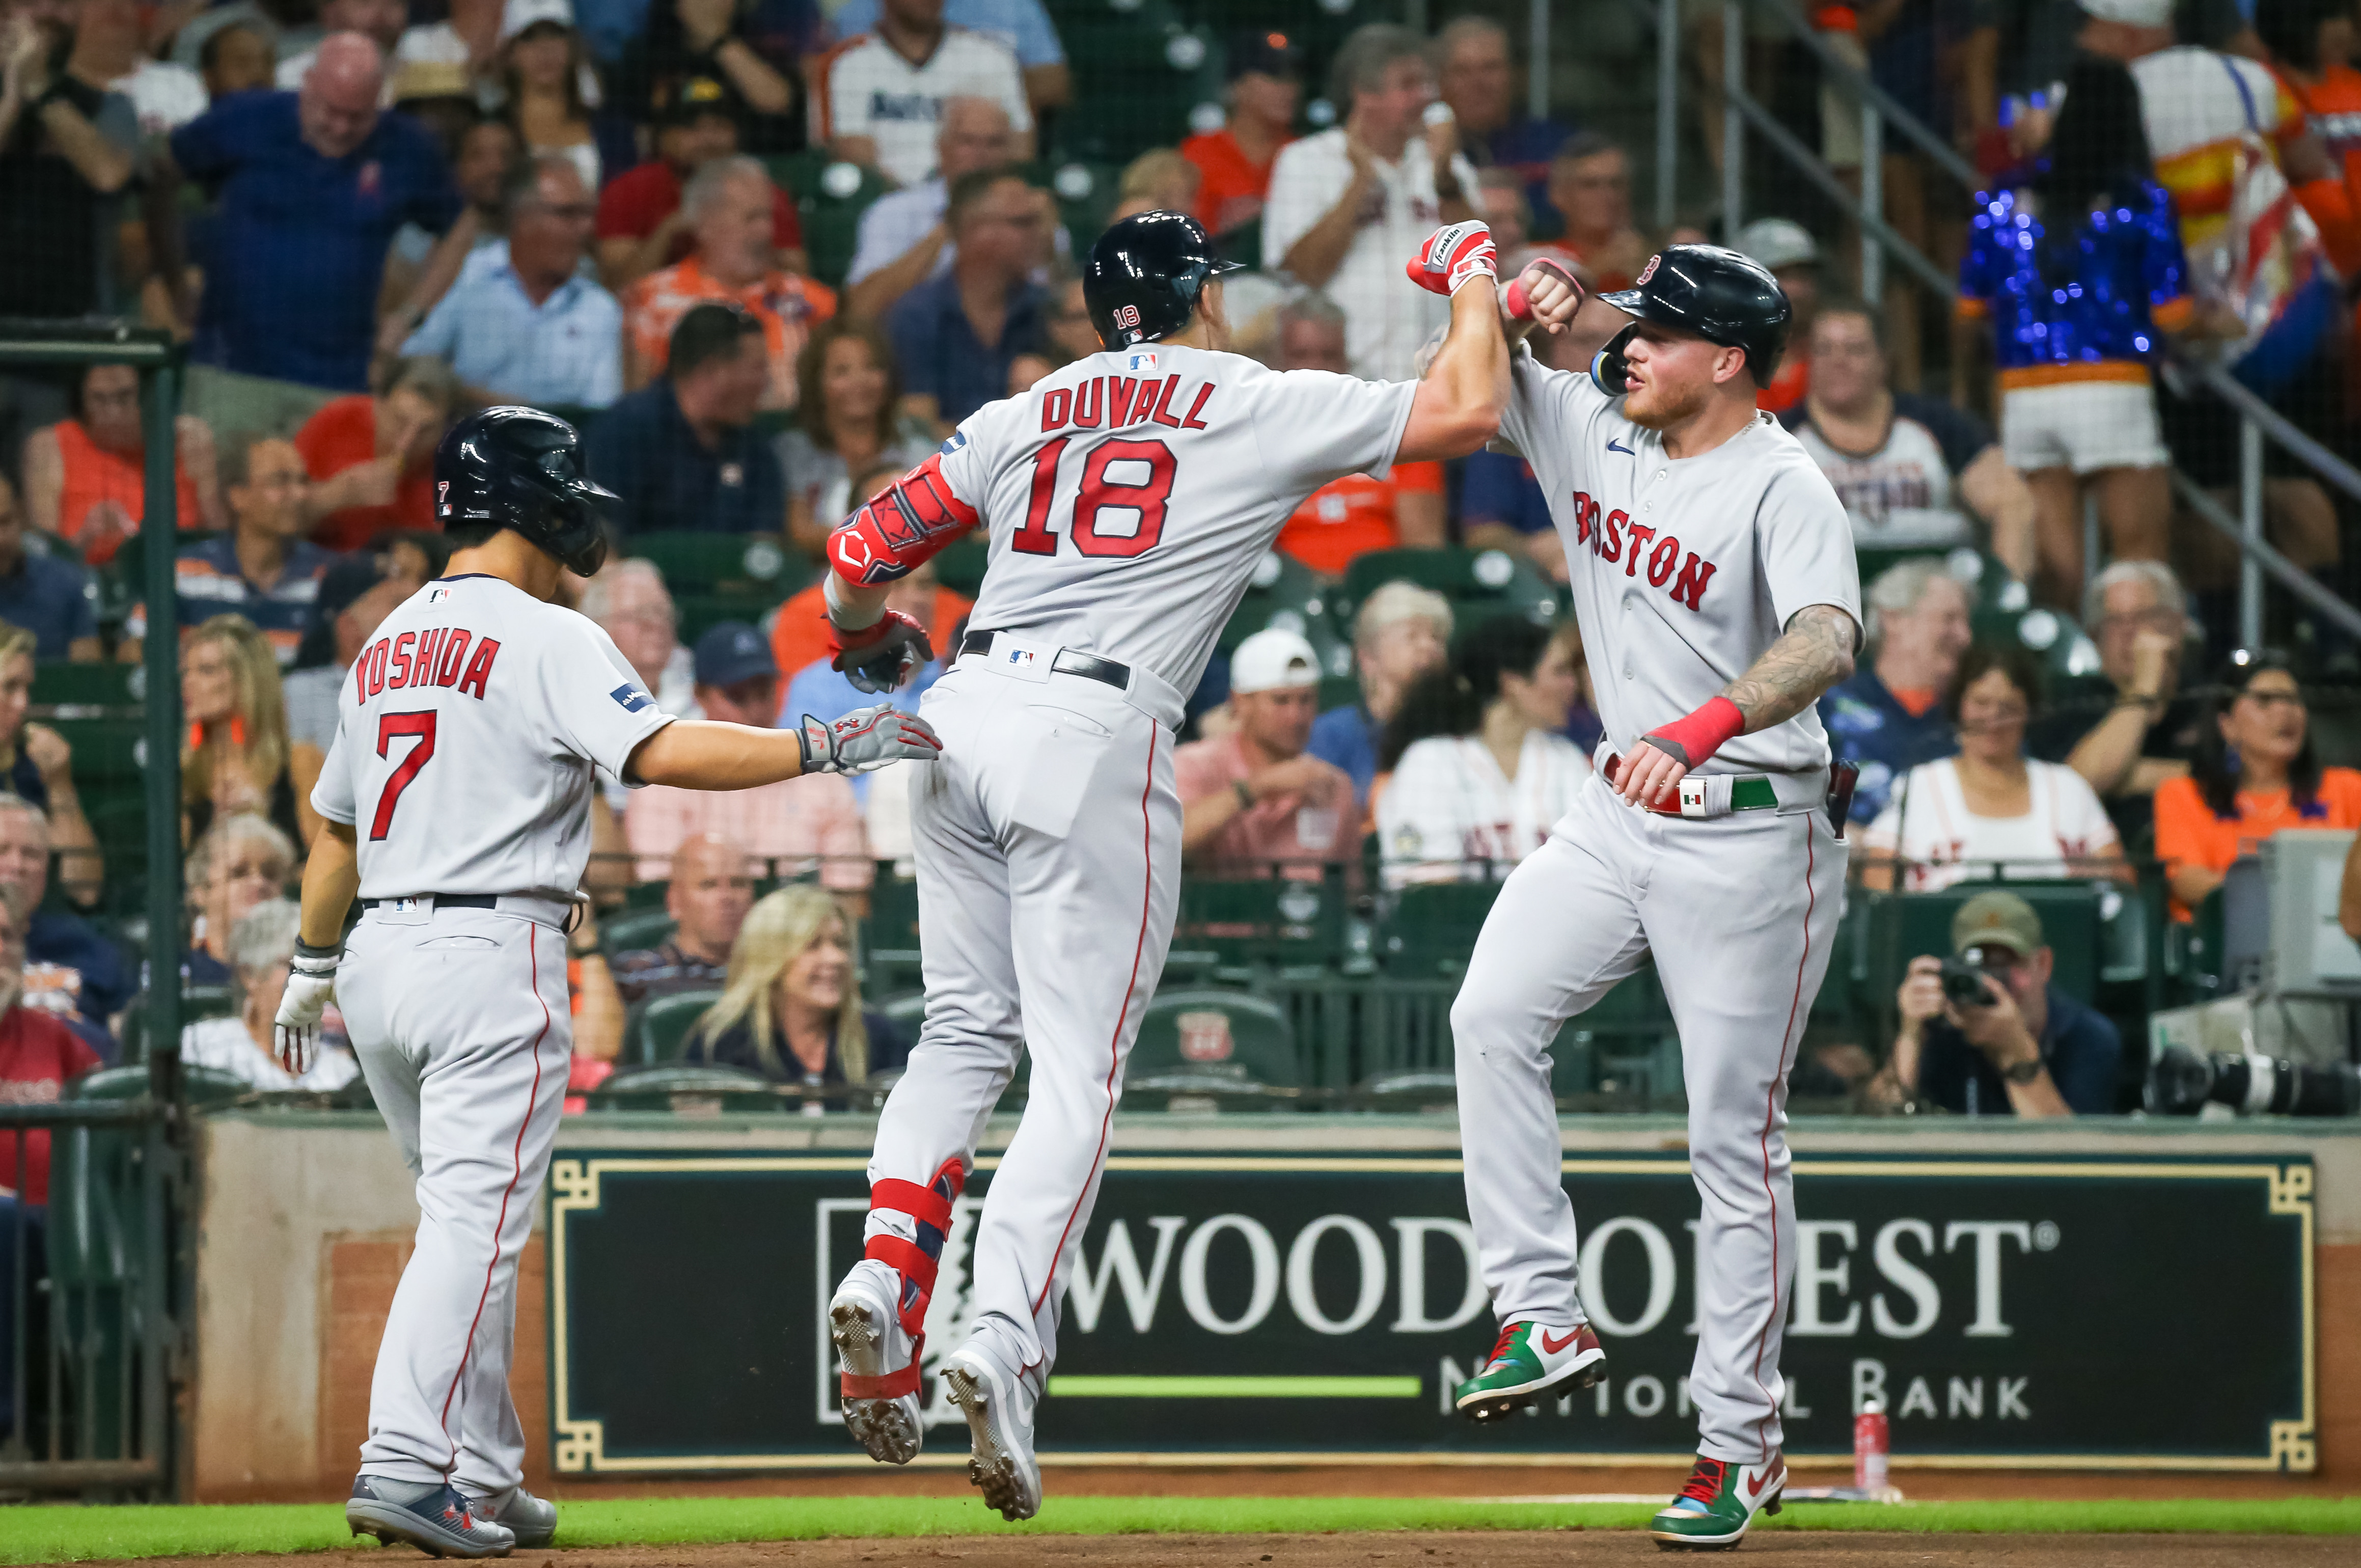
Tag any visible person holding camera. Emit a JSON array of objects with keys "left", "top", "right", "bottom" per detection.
[{"left": 1867, "top": 890, "right": 2121, "bottom": 1116}]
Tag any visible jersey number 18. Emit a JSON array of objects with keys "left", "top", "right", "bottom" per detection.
[{"left": 1012, "top": 437, "right": 1176, "bottom": 559}]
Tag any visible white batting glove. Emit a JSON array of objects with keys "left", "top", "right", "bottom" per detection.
[
  {"left": 1406, "top": 221, "right": 1498, "bottom": 298},
  {"left": 274, "top": 941, "right": 340, "bottom": 1076},
  {"left": 797, "top": 704, "right": 945, "bottom": 776}
]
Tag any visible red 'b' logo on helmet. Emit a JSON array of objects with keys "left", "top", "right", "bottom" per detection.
[{"left": 1115, "top": 305, "right": 1142, "bottom": 329}]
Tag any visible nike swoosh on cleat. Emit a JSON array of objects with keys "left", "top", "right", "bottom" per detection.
[
  {"left": 1540, "top": 1328, "right": 1582, "bottom": 1354},
  {"left": 1747, "top": 1465, "right": 1781, "bottom": 1498}
]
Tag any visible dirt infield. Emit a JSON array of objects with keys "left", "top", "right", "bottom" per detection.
[{"left": 95, "top": 1534, "right": 2361, "bottom": 1568}]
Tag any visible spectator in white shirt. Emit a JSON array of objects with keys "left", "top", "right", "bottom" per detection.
[
  {"left": 178, "top": 897, "right": 361, "bottom": 1091},
  {"left": 1261, "top": 23, "right": 1476, "bottom": 381},
  {"left": 814, "top": 0, "right": 1031, "bottom": 189},
  {"left": 1377, "top": 616, "right": 1590, "bottom": 886},
  {"left": 72, "top": 0, "right": 208, "bottom": 136},
  {"left": 842, "top": 93, "right": 1032, "bottom": 319},
  {"left": 1862, "top": 643, "right": 2125, "bottom": 892}
]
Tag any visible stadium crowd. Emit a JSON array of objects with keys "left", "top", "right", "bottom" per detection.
[{"left": 3, "top": 0, "right": 2361, "bottom": 1169}]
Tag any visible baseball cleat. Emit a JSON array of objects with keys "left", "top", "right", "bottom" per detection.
[
  {"left": 1648, "top": 1453, "right": 1785, "bottom": 1550},
  {"left": 943, "top": 1340, "right": 1041, "bottom": 1522},
  {"left": 347, "top": 1475, "right": 517, "bottom": 1558},
  {"left": 475, "top": 1486, "right": 556, "bottom": 1549},
  {"left": 831, "top": 1259, "right": 926, "bottom": 1464},
  {"left": 1454, "top": 1318, "right": 1606, "bottom": 1421}
]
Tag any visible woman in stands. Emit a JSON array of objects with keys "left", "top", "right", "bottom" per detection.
[
  {"left": 177, "top": 811, "right": 296, "bottom": 989},
  {"left": 2153, "top": 647, "right": 2361, "bottom": 918},
  {"left": 1375, "top": 616, "right": 1590, "bottom": 887},
  {"left": 0, "top": 623, "right": 102, "bottom": 904},
  {"left": 778, "top": 317, "right": 931, "bottom": 558},
  {"left": 1862, "top": 644, "right": 2124, "bottom": 892},
  {"left": 502, "top": 6, "right": 637, "bottom": 194},
  {"left": 21, "top": 363, "right": 223, "bottom": 565},
  {"left": 181, "top": 616, "right": 314, "bottom": 847},
  {"left": 692, "top": 884, "right": 910, "bottom": 1097},
  {"left": 177, "top": 897, "right": 359, "bottom": 1090}
]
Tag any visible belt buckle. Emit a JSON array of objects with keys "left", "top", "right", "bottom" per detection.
[{"left": 1677, "top": 776, "right": 1709, "bottom": 819}]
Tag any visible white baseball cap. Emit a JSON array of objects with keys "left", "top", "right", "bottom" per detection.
[
  {"left": 2077, "top": 0, "right": 2171, "bottom": 27},
  {"left": 502, "top": 0, "right": 574, "bottom": 41},
  {"left": 1229, "top": 628, "right": 1323, "bottom": 694},
  {"left": 1733, "top": 217, "right": 1819, "bottom": 273}
]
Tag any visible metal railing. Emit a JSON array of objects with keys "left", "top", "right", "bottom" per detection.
[{"left": 1640, "top": 0, "right": 2361, "bottom": 650}]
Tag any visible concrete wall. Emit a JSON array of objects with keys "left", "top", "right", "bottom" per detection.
[{"left": 189, "top": 1111, "right": 2361, "bottom": 1500}]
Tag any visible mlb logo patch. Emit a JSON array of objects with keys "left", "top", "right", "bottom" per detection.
[
  {"left": 1004, "top": 648, "right": 1037, "bottom": 668},
  {"left": 1115, "top": 305, "right": 1142, "bottom": 331},
  {"left": 611, "top": 683, "right": 652, "bottom": 712},
  {"left": 1127, "top": 350, "right": 1157, "bottom": 371}
]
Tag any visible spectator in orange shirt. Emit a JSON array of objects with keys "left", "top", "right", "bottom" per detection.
[
  {"left": 771, "top": 461, "right": 972, "bottom": 680},
  {"left": 2154, "top": 648, "right": 2361, "bottom": 919},
  {"left": 623, "top": 155, "right": 837, "bottom": 409},
  {"left": 293, "top": 357, "right": 462, "bottom": 552},
  {"left": 1268, "top": 292, "right": 1443, "bottom": 575},
  {"left": 1179, "top": 30, "right": 1300, "bottom": 248},
  {"left": 1545, "top": 133, "right": 1650, "bottom": 290},
  {"left": 22, "top": 364, "right": 223, "bottom": 566}
]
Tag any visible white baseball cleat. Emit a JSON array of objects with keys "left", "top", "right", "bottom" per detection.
[
  {"left": 830, "top": 1259, "right": 924, "bottom": 1464},
  {"left": 943, "top": 1339, "right": 1041, "bottom": 1522}
]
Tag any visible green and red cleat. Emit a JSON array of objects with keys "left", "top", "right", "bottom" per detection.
[
  {"left": 1452, "top": 1318, "right": 1606, "bottom": 1421},
  {"left": 1649, "top": 1453, "right": 1785, "bottom": 1550}
]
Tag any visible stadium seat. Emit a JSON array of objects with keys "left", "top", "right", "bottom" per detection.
[
  {"left": 1125, "top": 988, "right": 1299, "bottom": 1109},
  {"left": 622, "top": 878, "right": 671, "bottom": 910},
  {"left": 586, "top": 1061, "right": 781, "bottom": 1112},
  {"left": 1859, "top": 881, "right": 2108, "bottom": 1034},
  {"left": 862, "top": 869, "right": 923, "bottom": 990},
  {"left": 1378, "top": 881, "right": 1499, "bottom": 977},
  {"left": 624, "top": 532, "right": 803, "bottom": 597},
  {"left": 30, "top": 662, "right": 141, "bottom": 709},
  {"left": 116, "top": 987, "right": 239, "bottom": 1063},
  {"left": 932, "top": 534, "right": 989, "bottom": 598},
  {"left": 1338, "top": 547, "right": 1561, "bottom": 636},
  {"left": 634, "top": 988, "right": 724, "bottom": 1064},
  {"left": 770, "top": 150, "right": 892, "bottom": 291},
  {"left": 1169, "top": 870, "right": 1348, "bottom": 976},
  {"left": 601, "top": 908, "right": 677, "bottom": 957},
  {"left": 1970, "top": 604, "right": 2101, "bottom": 683}
]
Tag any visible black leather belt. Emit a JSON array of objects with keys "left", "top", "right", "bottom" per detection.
[
  {"left": 958, "top": 629, "right": 1130, "bottom": 691},
  {"left": 359, "top": 894, "right": 498, "bottom": 913}
]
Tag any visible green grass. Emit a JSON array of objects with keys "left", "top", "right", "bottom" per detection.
[{"left": 5, "top": 1494, "right": 2358, "bottom": 1563}]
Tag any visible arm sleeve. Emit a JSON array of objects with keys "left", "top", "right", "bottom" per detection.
[
  {"left": 310, "top": 724, "right": 358, "bottom": 826},
  {"left": 541, "top": 613, "right": 679, "bottom": 782},
  {"left": 1249, "top": 370, "right": 1418, "bottom": 496},
  {"left": 1258, "top": 143, "right": 1326, "bottom": 276},
  {"left": 826, "top": 439, "right": 983, "bottom": 586},
  {"left": 1758, "top": 463, "right": 1864, "bottom": 632}
]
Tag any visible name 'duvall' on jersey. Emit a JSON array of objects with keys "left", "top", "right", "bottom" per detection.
[{"left": 1567, "top": 488, "right": 1718, "bottom": 613}]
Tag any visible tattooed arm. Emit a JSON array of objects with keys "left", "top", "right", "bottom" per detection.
[
  {"left": 1611, "top": 603, "right": 1860, "bottom": 807},
  {"left": 1721, "top": 603, "right": 1860, "bottom": 732}
]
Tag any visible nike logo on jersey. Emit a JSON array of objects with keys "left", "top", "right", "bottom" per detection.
[
  {"left": 1569, "top": 489, "right": 1720, "bottom": 612},
  {"left": 1606, "top": 438, "right": 1635, "bottom": 454}
]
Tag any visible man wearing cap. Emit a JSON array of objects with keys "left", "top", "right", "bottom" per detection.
[
  {"left": 1175, "top": 629, "right": 1354, "bottom": 873},
  {"left": 595, "top": 75, "right": 803, "bottom": 294},
  {"left": 1870, "top": 890, "right": 2122, "bottom": 1116},
  {"left": 1729, "top": 217, "right": 1821, "bottom": 412},
  {"left": 1179, "top": 31, "right": 1301, "bottom": 246},
  {"left": 622, "top": 621, "right": 873, "bottom": 891}
]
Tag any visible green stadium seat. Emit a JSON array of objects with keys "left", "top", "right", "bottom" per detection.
[
  {"left": 1970, "top": 604, "right": 2101, "bottom": 683},
  {"left": 1339, "top": 547, "right": 1561, "bottom": 636},
  {"left": 117, "top": 986, "right": 239, "bottom": 1063},
  {"left": 932, "top": 534, "right": 990, "bottom": 598},
  {"left": 1377, "top": 880, "right": 1499, "bottom": 977},
  {"left": 1170, "top": 871, "right": 1348, "bottom": 975},
  {"left": 1126, "top": 988, "right": 1299, "bottom": 1109},
  {"left": 1220, "top": 552, "right": 1339, "bottom": 653},
  {"left": 587, "top": 1061, "right": 781, "bottom": 1112},
  {"left": 623, "top": 532, "right": 802, "bottom": 597},
  {"left": 771, "top": 150, "right": 893, "bottom": 291},
  {"left": 1859, "top": 881, "right": 2108, "bottom": 1034},
  {"left": 634, "top": 988, "right": 725, "bottom": 1064},
  {"left": 601, "top": 908, "right": 677, "bottom": 956},
  {"left": 30, "top": 662, "right": 142, "bottom": 710},
  {"left": 622, "top": 878, "right": 671, "bottom": 910},
  {"left": 862, "top": 868, "right": 923, "bottom": 989}
]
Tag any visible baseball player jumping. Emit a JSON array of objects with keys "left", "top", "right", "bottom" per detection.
[
  {"left": 818, "top": 210, "right": 1513, "bottom": 1520},
  {"left": 1447, "top": 247, "right": 1860, "bottom": 1549},
  {"left": 273, "top": 408, "right": 942, "bottom": 1559}
]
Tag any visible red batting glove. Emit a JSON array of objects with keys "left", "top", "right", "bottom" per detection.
[
  {"left": 1639, "top": 696, "right": 1747, "bottom": 771},
  {"left": 1407, "top": 221, "right": 1498, "bottom": 297},
  {"left": 830, "top": 609, "right": 935, "bottom": 695}
]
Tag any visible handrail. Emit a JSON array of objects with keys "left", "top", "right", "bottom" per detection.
[
  {"left": 1755, "top": 0, "right": 1983, "bottom": 191},
  {"left": 2168, "top": 349, "right": 2361, "bottom": 508},
  {"left": 2168, "top": 472, "right": 2361, "bottom": 639}
]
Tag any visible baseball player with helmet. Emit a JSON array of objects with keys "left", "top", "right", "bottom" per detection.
[
  {"left": 818, "top": 210, "right": 1513, "bottom": 1520},
  {"left": 1449, "top": 246, "right": 1861, "bottom": 1549},
  {"left": 272, "top": 407, "right": 942, "bottom": 1559}
]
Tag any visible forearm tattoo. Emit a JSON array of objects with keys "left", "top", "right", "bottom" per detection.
[{"left": 1720, "top": 603, "right": 1858, "bottom": 734}]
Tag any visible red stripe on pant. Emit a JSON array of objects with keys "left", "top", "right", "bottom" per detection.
[
  {"left": 1031, "top": 724, "right": 1160, "bottom": 1318},
  {"left": 1747, "top": 819, "right": 1816, "bottom": 1462},
  {"left": 436, "top": 924, "right": 553, "bottom": 1476}
]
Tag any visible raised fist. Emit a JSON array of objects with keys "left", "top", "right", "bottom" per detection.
[
  {"left": 1407, "top": 221, "right": 1498, "bottom": 298},
  {"left": 1504, "top": 257, "right": 1585, "bottom": 333},
  {"left": 830, "top": 609, "right": 935, "bottom": 695}
]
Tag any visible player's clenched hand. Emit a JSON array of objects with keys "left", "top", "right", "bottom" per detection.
[
  {"left": 798, "top": 704, "right": 945, "bottom": 776},
  {"left": 1407, "top": 221, "right": 1498, "bottom": 298},
  {"left": 831, "top": 610, "right": 935, "bottom": 694},
  {"left": 1613, "top": 742, "right": 1687, "bottom": 810},
  {"left": 274, "top": 942, "right": 340, "bottom": 1077},
  {"left": 1504, "top": 258, "right": 1585, "bottom": 336}
]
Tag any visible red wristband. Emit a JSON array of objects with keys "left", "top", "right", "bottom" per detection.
[{"left": 1641, "top": 696, "right": 1745, "bottom": 770}]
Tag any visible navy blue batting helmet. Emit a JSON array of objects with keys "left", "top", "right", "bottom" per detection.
[
  {"left": 433, "top": 406, "right": 614, "bottom": 577},
  {"left": 1594, "top": 243, "right": 1792, "bottom": 391},
  {"left": 1084, "top": 210, "right": 1244, "bottom": 350}
]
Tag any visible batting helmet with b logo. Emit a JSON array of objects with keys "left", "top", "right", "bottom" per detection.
[{"left": 1084, "top": 210, "right": 1243, "bottom": 350}]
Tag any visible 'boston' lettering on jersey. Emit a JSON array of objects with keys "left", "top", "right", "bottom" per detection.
[
  {"left": 1568, "top": 489, "right": 1718, "bottom": 612},
  {"left": 353, "top": 627, "right": 503, "bottom": 702},
  {"left": 1038, "top": 374, "right": 1216, "bottom": 434}
]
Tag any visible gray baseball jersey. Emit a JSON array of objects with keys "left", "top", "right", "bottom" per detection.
[
  {"left": 1499, "top": 349, "right": 1860, "bottom": 773},
  {"left": 941, "top": 343, "right": 1416, "bottom": 695},
  {"left": 312, "top": 574, "right": 676, "bottom": 898}
]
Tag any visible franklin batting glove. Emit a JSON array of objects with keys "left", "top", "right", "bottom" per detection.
[
  {"left": 275, "top": 940, "right": 340, "bottom": 1076},
  {"left": 798, "top": 704, "right": 946, "bottom": 776},
  {"left": 1407, "top": 221, "right": 1499, "bottom": 298},
  {"left": 830, "top": 610, "right": 936, "bottom": 695}
]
